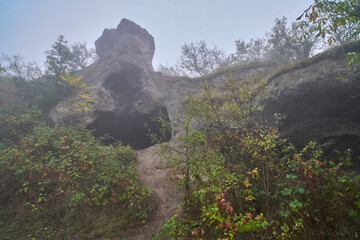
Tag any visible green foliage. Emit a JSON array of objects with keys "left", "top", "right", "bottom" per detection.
[
  {"left": 0, "top": 64, "right": 72, "bottom": 115},
  {"left": 233, "top": 38, "right": 267, "bottom": 63},
  {"left": 346, "top": 50, "right": 360, "bottom": 65},
  {"left": 207, "top": 126, "right": 359, "bottom": 239},
  {"left": 0, "top": 34, "right": 145, "bottom": 239},
  {"left": 187, "top": 74, "right": 267, "bottom": 133},
  {"left": 70, "top": 42, "right": 97, "bottom": 69},
  {"left": 0, "top": 36, "right": 97, "bottom": 116},
  {"left": 59, "top": 72, "right": 97, "bottom": 113},
  {"left": 207, "top": 123, "right": 360, "bottom": 238},
  {"left": 0, "top": 54, "right": 43, "bottom": 80},
  {"left": 156, "top": 73, "right": 360, "bottom": 239},
  {"left": 33, "top": 76, "right": 74, "bottom": 113},
  {"left": 155, "top": 148, "right": 270, "bottom": 239},
  {"left": 0, "top": 63, "right": 5, "bottom": 73},
  {"left": 45, "top": 35, "right": 74, "bottom": 76},
  {"left": 298, "top": 0, "right": 360, "bottom": 45},
  {"left": 45, "top": 35, "right": 97, "bottom": 77},
  {"left": 60, "top": 71, "right": 87, "bottom": 90},
  {"left": 155, "top": 214, "right": 184, "bottom": 239},
  {"left": 0, "top": 73, "right": 73, "bottom": 138},
  {"left": 0, "top": 126, "right": 152, "bottom": 239},
  {"left": 160, "top": 16, "right": 321, "bottom": 77},
  {"left": 266, "top": 17, "right": 317, "bottom": 62},
  {"left": 298, "top": 0, "right": 360, "bottom": 66},
  {"left": 0, "top": 105, "right": 44, "bottom": 144},
  {"left": 179, "top": 40, "right": 229, "bottom": 76},
  {"left": 186, "top": 166, "right": 269, "bottom": 239},
  {"left": 232, "top": 17, "right": 319, "bottom": 65},
  {"left": 149, "top": 113, "right": 209, "bottom": 207}
]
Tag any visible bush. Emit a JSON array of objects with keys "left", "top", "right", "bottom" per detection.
[
  {"left": 211, "top": 127, "right": 360, "bottom": 239},
  {"left": 0, "top": 105, "right": 44, "bottom": 145},
  {"left": 0, "top": 126, "right": 152, "bottom": 239},
  {"left": 156, "top": 75, "right": 360, "bottom": 239},
  {"left": 156, "top": 124, "right": 360, "bottom": 239}
]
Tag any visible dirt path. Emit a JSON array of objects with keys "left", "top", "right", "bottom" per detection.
[{"left": 131, "top": 145, "right": 182, "bottom": 240}]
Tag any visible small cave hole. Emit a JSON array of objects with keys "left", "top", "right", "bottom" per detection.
[
  {"left": 102, "top": 67, "right": 143, "bottom": 101},
  {"left": 87, "top": 106, "right": 171, "bottom": 150}
]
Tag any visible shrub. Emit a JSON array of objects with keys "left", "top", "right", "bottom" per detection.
[
  {"left": 156, "top": 73, "right": 360, "bottom": 239},
  {"left": 0, "top": 105, "right": 44, "bottom": 144},
  {"left": 0, "top": 126, "right": 152, "bottom": 239}
]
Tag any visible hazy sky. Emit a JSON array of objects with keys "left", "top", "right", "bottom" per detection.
[{"left": 0, "top": 0, "right": 314, "bottom": 67}]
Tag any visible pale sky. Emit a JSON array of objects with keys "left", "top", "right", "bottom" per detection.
[{"left": 0, "top": 0, "right": 314, "bottom": 67}]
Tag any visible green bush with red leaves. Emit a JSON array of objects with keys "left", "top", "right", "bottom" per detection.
[{"left": 155, "top": 76, "right": 360, "bottom": 239}]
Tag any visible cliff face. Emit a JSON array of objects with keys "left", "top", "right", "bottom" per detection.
[
  {"left": 50, "top": 19, "right": 360, "bottom": 153},
  {"left": 261, "top": 42, "right": 360, "bottom": 153}
]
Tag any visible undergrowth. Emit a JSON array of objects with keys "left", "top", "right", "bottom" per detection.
[
  {"left": 0, "top": 124, "right": 153, "bottom": 239},
  {"left": 154, "top": 74, "right": 360, "bottom": 239}
]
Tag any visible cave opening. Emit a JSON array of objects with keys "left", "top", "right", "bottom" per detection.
[
  {"left": 87, "top": 106, "right": 171, "bottom": 150},
  {"left": 102, "top": 66, "right": 143, "bottom": 104}
]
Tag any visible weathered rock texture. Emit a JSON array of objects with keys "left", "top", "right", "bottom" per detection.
[
  {"left": 261, "top": 42, "right": 360, "bottom": 153},
  {"left": 95, "top": 18, "right": 155, "bottom": 66},
  {"left": 50, "top": 19, "right": 360, "bottom": 154},
  {"left": 50, "top": 19, "right": 169, "bottom": 149}
]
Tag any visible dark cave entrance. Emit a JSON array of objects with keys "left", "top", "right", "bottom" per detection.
[
  {"left": 102, "top": 67, "right": 142, "bottom": 104},
  {"left": 87, "top": 106, "right": 171, "bottom": 150}
]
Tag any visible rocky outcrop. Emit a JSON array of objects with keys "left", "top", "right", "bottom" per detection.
[
  {"left": 260, "top": 42, "right": 360, "bottom": 153},
  {"left": 50, "top": 19, "right": 168, "bottom": 149},
  {"left": 95, "top": 18, "right": 155, "bottom": 69},
  {"left": 50, "top": 19, "right": 270, "bottom": 149},
  {"left": 50, "top": 19, "right": 360, "bottom": 155}
]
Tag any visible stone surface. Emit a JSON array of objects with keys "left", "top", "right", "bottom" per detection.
[
  {"left": 50, "top": 19, "right": 360, "bottom": 154},
  {"left": 50, "top": 19, "right": 166, "bottom": 149},
  {"left": 95, "top": 18, "right": 155, "bottom": 68},
  {"left": 260, "top": 42, "right": 360, "bottom": 153}
]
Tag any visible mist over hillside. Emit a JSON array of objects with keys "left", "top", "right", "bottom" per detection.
[{"left": 1, "top": 1, "right": 360, "bottom": 239}]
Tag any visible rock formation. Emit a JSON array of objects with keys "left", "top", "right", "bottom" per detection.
[
  {"left": 261, "top": 42, "right": 360, "bottom": 154},
  {"left": 50, "top": 19, "right": 360, "bottom": 155},
  {"left": 95, "top": 18, "right": 155, "bottom": 67},
  {"left": 50, "top": 19, "right": 169, "bottom": 149}
]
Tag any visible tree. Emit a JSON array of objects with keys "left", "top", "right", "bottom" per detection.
[
  {"left": 266, "top": 17, "right": 316, "bottom": 62},
  {"left": 148, "top": 111, "right": 206, "bottom": 208},
  {"left": 45, "top": 35, "right": 97, "bottom": 76},
  {"left": 0, "top": 63, "right": 5, "bottom": 73},
  {"left": 45, "top": 35, "right": 74, "bottom": 76},
  {"left": 232, "top": 17, "right": 318, "bottom": 64},
  {"left": 0, "top": 53, "right": 43, "bottom": 80},
  {"left": 297, "top": 0, "right": 360, "bottom": 66},
  {"left": 0, "top": 54, "right": 58, "bottom": 112},
  {"left": 42, "top": 36, "right": 98, "bottom": 110},
  {"left": 232, "top": 38, "right": 267, "bottom": 63},
  {"left": 297, "top": 0, "right": 360, "bottom": 45},
  {"left": 289, "top": 20, "right": 320, "bottom": 59},
  {"left": 179, "top": 40, "right": 228, "bottom": 76},
  {"left": 71, "top": 42, "right": 97, "bottom": 69},
  {"left": 265, "top": 17, "right": 295, "bottom": 62},
  {"left": 333, "top": 20, "right": 360, "bottom": 43}
]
